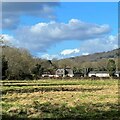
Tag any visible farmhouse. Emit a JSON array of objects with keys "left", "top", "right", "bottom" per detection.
[
  {"left": 88, "top": 71, "right": 110, "bottom": 77},
  {"left": 56, "top": 68, "right": 74, "bottom": 77}
]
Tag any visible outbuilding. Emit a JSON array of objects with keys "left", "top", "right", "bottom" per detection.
[{"left": 88, "top": 71, "right": 110, "bottom": 77}]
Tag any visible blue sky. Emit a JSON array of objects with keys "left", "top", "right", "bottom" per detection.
[{"left": 2, "top": 2, "right": 118, "bottom": 60}]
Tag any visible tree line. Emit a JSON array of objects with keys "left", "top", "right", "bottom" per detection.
[
  {"left": 2, "top": 46, "right": 117, "bottom": 80},
  {"left": 1, "top": 36, "right": 118, "bottom": 80}
]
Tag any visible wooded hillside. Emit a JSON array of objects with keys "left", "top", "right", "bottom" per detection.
[{"left": 1, "top": 44, "right": 120, "bottom": 80}]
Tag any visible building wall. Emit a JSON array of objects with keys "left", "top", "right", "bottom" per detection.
[
  {"left": 56, "top": 69, "right": 65, "bottom": 77},
  {"left": 88, "top": 72, "right": 110, "bottom": 77},
  {"left": 88, "top": 73, "right": 96, "bottom": 77},
  {"left": 56, "top": 68, "right": 74, "bottom": 77},
  {"left": 96, "top": 73, "right": 109, "bottom": 77}
]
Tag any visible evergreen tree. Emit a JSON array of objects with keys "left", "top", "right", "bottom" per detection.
[
  {"left": 107, "top": 59, "right": 116, "bottom": 76},
  {"left": 2, "top": 55, "right": 8, "bottom": 79}
]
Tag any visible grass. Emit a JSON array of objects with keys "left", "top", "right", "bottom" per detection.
[{"left": 1, "top": 79, "right": 119, "bottom": 120}]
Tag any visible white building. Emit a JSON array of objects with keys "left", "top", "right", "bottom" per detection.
[{"left": 88, "top": 71, "right": 110, "bottom": 77}]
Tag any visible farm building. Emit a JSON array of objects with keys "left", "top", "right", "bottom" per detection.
[
  {"left": 88, "top": 71, "right": 110, "bottom": 78},
  {"left": 56, "top": 68, "right": 74, "bottom": 77}
]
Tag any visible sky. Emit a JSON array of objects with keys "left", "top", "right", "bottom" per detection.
[{"left": 2, "top": 2, "right": 118, "bottom": 60}]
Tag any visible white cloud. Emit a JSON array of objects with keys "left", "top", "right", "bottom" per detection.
[
  {"left": 1, "top": 34, "right": 17, "bottom": 46},
  {"left": 61, "top": 48, "right": 80, "bottom": 55},
  {"left": 82, "top": 53, "right": 89, "bottom": 56},
  {"left": 2, "top": 34, "right": 14, "bottom": 42},
  {"left": 40, "top": 54, "right": 59, "bottom": 60},
  {"left": 79, "top": 34, "right": 118, "bottom": 54},
  {"left": 107, "top": 35, "right": 117, "bottom": 44},
  {"left": 13, "top": 19, "right": 111, "bottom": 52}
]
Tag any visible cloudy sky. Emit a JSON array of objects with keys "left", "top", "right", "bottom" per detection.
[{"left": 2, "top": 2, "right": 118, "bottom": 60}]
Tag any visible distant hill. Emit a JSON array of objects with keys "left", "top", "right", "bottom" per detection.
[{"left": 67, "top": 48, "right": 120, "bottom": 63}]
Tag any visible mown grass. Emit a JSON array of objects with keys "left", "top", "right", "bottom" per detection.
[{"left": 1, "top": 79, "right": 119, "bottom": 120}]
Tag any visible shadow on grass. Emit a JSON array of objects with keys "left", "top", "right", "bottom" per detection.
[
  {"left": 2, "top": 102, "right": 119, "bottom": 120},
  {"left": 3, "top": 87, "right": 104, "bottom": 94}
]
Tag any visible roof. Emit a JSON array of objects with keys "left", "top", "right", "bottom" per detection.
[
  {"left": 89, "top": 71, "right": 109, "bottom": 74},
  {"left": 115, "top": 71, "right": 120, "bottom": 74},
  {"left": 56, "top": 68, "right": 72, "bottom": 70},
  {"left": 56, "top": 68, "right": 64, "bottom": 71}
]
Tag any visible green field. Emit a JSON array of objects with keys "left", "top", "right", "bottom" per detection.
[{"left": 1, "top": 79, "right": 119, "bottom": 120}]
